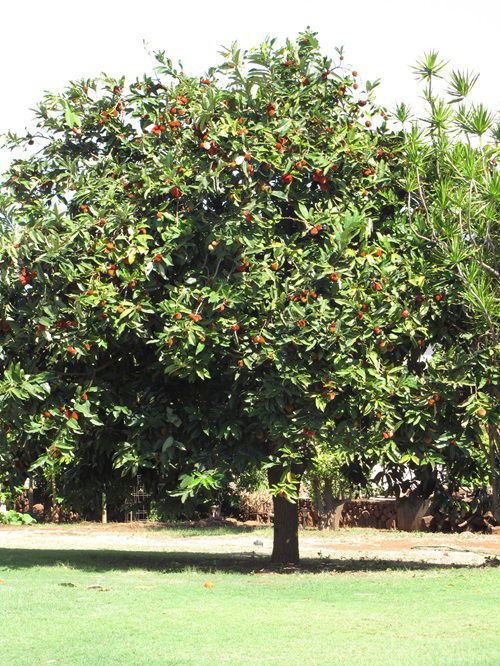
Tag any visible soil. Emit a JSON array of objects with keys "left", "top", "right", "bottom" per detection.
[{"left": 1, "top": 522, "right": 499, "bottom": 568}]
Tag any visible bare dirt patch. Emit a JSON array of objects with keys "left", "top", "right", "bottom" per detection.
[{"left": 1, "top": 523, "right": 499, "bottom": 568}]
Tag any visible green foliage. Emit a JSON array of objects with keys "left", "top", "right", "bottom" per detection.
[
  {"left": 0, "top": 33, "right": 497, "bottom": 517},
  {"left": 0, "top": 509, "right": 36, "bottom": 525},
  {"left": 395, "top": 52, "right": 499, "bottom": 509}
]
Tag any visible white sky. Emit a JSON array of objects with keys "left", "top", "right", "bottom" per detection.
[{"left": 1, "top": 0, "right": 498, "bottom": 174}]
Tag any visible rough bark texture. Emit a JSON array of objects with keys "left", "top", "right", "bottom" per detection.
[
  {"left": 489, "top": 423, "right": 500, "bottom": 524},
  {"left": 312, "top": 477, "right": 325, "bottom": 529},
  {"left": 323, "top": 476, "right": 338, "bottom": 529},
  {"left": 28, "top": 476, "right": 34, "bottom": 514},
  {"left": 489, "top": 389, "right": 500, "bottom": 524},
  {"left": 268, "top": 466, "right": 301, "bottom": 563},
  {"left": 396, "top": 495, "right": 432, "bottom": 531}
]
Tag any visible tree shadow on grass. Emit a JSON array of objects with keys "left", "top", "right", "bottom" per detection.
[{"left": 0, "top": 548, "right": 487, "bottom": 574}]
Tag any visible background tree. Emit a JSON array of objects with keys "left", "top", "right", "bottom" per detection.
[{"left": 392, "top": 53, "right": 499, "bottom": 521}]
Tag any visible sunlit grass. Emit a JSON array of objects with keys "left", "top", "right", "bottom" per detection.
[{"left": 1, "top": 539, "right": 499, "bottom": 665}]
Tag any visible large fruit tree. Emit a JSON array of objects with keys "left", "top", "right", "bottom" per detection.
[{"left": 0, "top": 32, "right": 475, "bottom": 560}]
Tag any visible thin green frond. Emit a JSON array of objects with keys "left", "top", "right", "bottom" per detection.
[
  {"left": 447, "top": 69, "right": 480, "bottom": 103},
  {"left": 412, "top": 51, "right": 448, "bottom": 81}
]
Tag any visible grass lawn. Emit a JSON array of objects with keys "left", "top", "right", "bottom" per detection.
[{"left": 1, "top": 531, "right": 499, "bottom": 665}]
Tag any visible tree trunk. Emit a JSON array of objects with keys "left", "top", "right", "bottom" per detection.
[
  {"left": 28, "top": 476, "right": 34, "bottom": 514},
  {"left": 488, "top": 421, "right": 500, "bottom": 524},
  {"left": 323, "top": 476, "right": 336, "bottom": 529},
  {"left": 396, "top": 495, "right": 432, "bottom": 531},
  {"left": 312, "top": 476, "right": 325, "bottom": 529},
  {"left": 50, "top": 469, "right": 58, "bottom": 522},
  {"left": 101, "top": 491, "right": 108, "bottom": 524},
  {"left": 268, "top": 466, "right": 301, "bottom": 563}
]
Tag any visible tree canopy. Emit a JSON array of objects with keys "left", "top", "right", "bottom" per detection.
[{"left": 1, "top": 31, "right": 498, "bottom": 559}]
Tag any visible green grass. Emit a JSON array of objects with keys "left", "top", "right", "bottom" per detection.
[{"left": 1, "top": 545, "right": 499, "bottom": 665}]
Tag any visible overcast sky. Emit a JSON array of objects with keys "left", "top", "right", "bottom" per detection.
[{"left": 1, "top": 0, "right": 498, "bottom": 173}]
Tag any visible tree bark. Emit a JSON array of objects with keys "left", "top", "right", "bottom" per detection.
[
  {"left": 268, "top": 466, "right": 301, "bottom": 563},
  {"left": 101, "top": 491, "right": 108, "bottom": 524},
  {"left": 488, "top": 422, "right": 500, "bottom": 524},
  {"left": 323, "top": 476, "right": 335, "bottom": 529},
  {"left": 312, "top": 476, "right": 325, "bottom": 529},
  {"left": 28, "top": 476, "right": 34, "bottom": 514},
  {"left": 49, "top": 469, "right": 59, "bottom": 523},
  {"left": 395, "top": 495, "right": 432, "bottom": 531}
]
